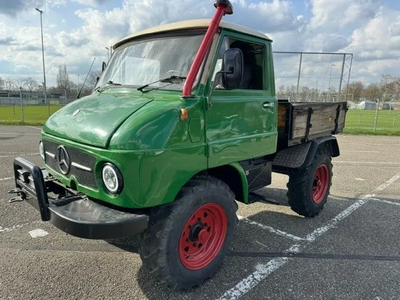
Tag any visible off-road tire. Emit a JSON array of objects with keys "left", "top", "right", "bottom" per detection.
[
  {"left": 139, "top": 176, "right": 238, "bottom": 290},
  {"left": 287, "top": 150, "right": 333, "bottom": 218}
]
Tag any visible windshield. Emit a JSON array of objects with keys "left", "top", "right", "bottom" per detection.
[{"left": 96, "top": 34, "right": 205, "bottom": 91}]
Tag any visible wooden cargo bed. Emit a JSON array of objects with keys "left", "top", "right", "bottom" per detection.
[{"left": 277, "top": 100, "right": 347, "bottom": 150}]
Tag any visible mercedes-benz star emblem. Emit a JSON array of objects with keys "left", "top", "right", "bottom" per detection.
[{"left": 56, "top": 146, "right": 71, "bottom": 175}]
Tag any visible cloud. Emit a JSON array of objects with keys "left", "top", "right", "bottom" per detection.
[
  {"left": 233, "top": 0, "right": 305, "bottom": 32},
  {"left": 0, "top": 37, "right": 17, "bottom": 46},
  {"left": 58, "top": 32, "right": 90, "bottom": 47},
  {"left": 345, "top": 7, "right": 400, "bottom": 61},
  {"left": 0, "top": 0, "right": 399, "bottom": 87},
  {"left": 341, "top": 6, "right": 400, "bottom": 83},
  {"left": 306, "top": 34, "right": 350, "bottom": 52},
  {"left": 12, "top": 45, "right": 42, "bottom": 52},
  {"left": 0, "top": 0, "right": 43, "bottom": 17},
  {"left": 0, "top": 0, "right": 66, "bottom": 17},
  {"left": 73, "top": 0, "right": 111, "bottom": 6},
  {"left": 310, "top": 0, "right": 382, "bottom": 31}
]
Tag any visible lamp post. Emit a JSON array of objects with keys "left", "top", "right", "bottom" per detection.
[
  {"left": 105, "top": 47, "right": 110, "bottom": 61},
  {"left": 35, "top": 8, "right": 48, "bottom": 111},
  {"left": 77, "top": 74, "right": 80, "bottom": 98},
  {"left": 328, "top": 63, "right": 335, "bottom": 102}
]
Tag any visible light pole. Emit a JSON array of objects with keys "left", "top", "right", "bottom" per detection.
[
  {"left": 77, "top": 74, "right": 80, "bottom": 98},
  {"left": 105, "top": 47, "right": 110, "bottom": 61},
  {"left": 35, "top": 8, "right": 48, "bottom": 110},
  {"left": 328, "top": 63, "right": 335, "bottom": 102}
]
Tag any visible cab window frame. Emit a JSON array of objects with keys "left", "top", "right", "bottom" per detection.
[{"left": 207, "top": 30, "right": 270, "bottom": 96}]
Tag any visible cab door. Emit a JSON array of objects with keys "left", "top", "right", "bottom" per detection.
[{"left": 205, "top": 32, "right": 278, "bottom": 168}]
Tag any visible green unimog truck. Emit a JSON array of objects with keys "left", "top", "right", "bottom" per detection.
[{"left": 10, "top": 0, "right": 347, "bottom": 290}]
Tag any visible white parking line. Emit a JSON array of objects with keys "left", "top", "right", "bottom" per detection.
[
  {"left": 27, "top": 126, "right": 42, "bottom": 131},
  {"left": 239, "top": 215, "right": 306, "bottom": 242},
  {"left": 334, "top": 161, "right": 400, "bottom": 167},
  {"left": 0, "top": 177, "right": 13, "bottom": 182},
  {"left": 0, "top": 221, "right": 41, "bottom": 233},
  {"left": 28, "top": 229, "right": 49, "bottom": 238},
  {"left": 344, "top": 150, "right": 380, "bottom": 153},
  {"left": 0, "top": 133, "right": 40, "bottom": 136},
  {"left": 217, "top": 172, "right": 400, "bottom": 300},
  {"left": 218, "top": 198, "right": 370, "bottom": 300},
  {"left": 304, "top": 198, "right": 369, "bottom": 242},
  {"left": 370, "top": 198, "right": 400, "bottom": 207},
  {"left": 374, "top": 172, "right": 400, "bottom": 192},
  {"left": 0, "top": 153, "right": 38, "bottom": 158}
]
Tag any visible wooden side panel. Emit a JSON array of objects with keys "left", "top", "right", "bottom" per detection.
[
  {"left": 336, "top": 105, "right": 347, "bottom": 132},
  {"left": 291, "top": 102, "right": 347, "bottom": 140}
]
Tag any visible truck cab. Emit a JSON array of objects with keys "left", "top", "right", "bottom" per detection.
[
  {"left": 10, "top": 0, "right": 346, "bottom": 290},
  {"left": 39, "top": 19, "right": 279, "bottom": 209}
]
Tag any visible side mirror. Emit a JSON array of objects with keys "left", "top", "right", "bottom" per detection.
[
  {"left": 102, "top": 62, "right": 107, "bottom": 72},
  {"left": 221, "top": 48, "right": 243, "bottom": 89}
]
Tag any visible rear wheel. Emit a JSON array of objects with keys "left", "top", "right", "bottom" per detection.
[
  {"left": 287, "top": 150, "right": 332, "bottom": 218},
  {"left": 139, "top": 176, "right": 238, "bottom": 290}
]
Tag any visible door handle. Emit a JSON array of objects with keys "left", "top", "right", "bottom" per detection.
[{"left": 262, "top": 102, "right": 274, "bottom": 109}]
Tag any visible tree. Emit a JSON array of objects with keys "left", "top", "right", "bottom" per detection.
[
  {"left": 0, "top": 77, "right": 4, "bottom": 90},
  {"left": 343, "top": 81, "right": 364, "bottom": 102},
  {"left": 4, "top": 78, "right": 16, "bottom": 92},
  {"left": 276, "top": 85, "right": 286, "bottom": 99},
  {"left": 20, "top": 77, "right": 38, "bottom": 98},
  {"left": 362, "top": 83, "right": 382, "bottom": 101},
  {"left": 381, "top": 74, "right": 400, "bottom": 102},
  {"left": 57, "top": 64, "right": 70, "bottom": 91},
  {"left": 24, "top": 77, "right": 38, "bottom": 93},
  {"left": 88, "top": 70, "right": 102, "bottom": 87}
]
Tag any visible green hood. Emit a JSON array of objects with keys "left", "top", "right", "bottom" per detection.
[{"left": 43, "top": 93, "right": 153, "bottom": 148}]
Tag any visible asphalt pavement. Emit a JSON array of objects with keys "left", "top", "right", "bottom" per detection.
[{"left": 1, "top": 126, "right": 400, "bottom": 299}]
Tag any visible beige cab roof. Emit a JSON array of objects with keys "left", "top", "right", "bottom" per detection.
[{"left": 114, "top": 19, "right": 271, "bottom": 49}]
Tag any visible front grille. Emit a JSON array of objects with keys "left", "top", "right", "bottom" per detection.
[{"left": 43, "top": 140, "right": 97, "bottom": 189}]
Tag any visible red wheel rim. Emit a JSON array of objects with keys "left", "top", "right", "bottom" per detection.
[
  {"left": 312, "top": 164, "right": 329, "bottom": 204},
  {"left": 179, "top": 203, "right": 227, "bottom": 270}
]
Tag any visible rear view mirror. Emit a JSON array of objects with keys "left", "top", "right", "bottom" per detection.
[
  {"left": 222, "top": 48, "right": 243, "bottom": 89},
  {"left": 102, "top": 62, "right": 107, "bottom": 72}
]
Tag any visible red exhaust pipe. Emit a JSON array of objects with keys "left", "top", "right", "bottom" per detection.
[{"left": 182, "top": 0, "right": 233, "bottom": 97}]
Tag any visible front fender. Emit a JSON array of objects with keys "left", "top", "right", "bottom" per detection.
[{"left": 207, "top": 162, "right": 249, "bottom": 204}]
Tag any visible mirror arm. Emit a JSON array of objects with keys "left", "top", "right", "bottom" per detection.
[{"left": 208, "top": 70, "right": 227, "bottom": 109}]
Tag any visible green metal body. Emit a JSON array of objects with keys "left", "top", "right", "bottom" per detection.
[{"left": 42, "top": 28, "right": 277, "bottom": 209}]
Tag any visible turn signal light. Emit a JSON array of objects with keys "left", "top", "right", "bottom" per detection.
[{"left": 181, "top": 109, "right": 189, "bottom": 121}]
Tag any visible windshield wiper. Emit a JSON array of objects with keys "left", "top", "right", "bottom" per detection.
[
  {"left": 137, "top": 76, "right": 186, "bottom": 92},
  {"left": 94, "top": 81, "right": 122, "bottom": 92}
]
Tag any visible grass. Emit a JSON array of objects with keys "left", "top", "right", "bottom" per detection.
[
  {"left": 344, "top": 110, "right": 400, "bottom": 135},
  {"left": 1, "top": 105, "right": 400, "bottom": 136},
  {"left": 0, "top": 105, "right": 62, "bottom": 125}
]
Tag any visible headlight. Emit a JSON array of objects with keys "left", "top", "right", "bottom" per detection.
[
  {"left": 102, "top": 163, "right": 123, "bottom": 194},
  {"left": 39, "top": 141, "right": 45, "bottom": 160}
]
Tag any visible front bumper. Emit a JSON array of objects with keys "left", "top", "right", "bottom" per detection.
[{"left": 11, "top": 157, "right": 149, "bottom": 239}]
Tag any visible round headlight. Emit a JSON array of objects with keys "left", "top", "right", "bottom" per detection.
[
  {"left": 39, "top": 141, "right": 45, "bottom": 160},
  {"left": 102, "top": 163, "right": 123, "bottom": 194}
]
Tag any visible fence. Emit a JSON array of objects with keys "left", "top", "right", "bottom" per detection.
[
  {"left": 273, "top": 51, "right": 353, "bottom": 102},
  {"left": 0, "top": 94, "right": 76, "bottom": 124},
  {"left": 346, "top": 107, "right": 400, "bottom": 134},
  {"left": 0, "top": 96, "right": 75, "bottom": 107}
]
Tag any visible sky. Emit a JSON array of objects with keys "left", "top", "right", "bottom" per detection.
[{"left": 0, "top": 0, "right": 399, "bottom": 90}]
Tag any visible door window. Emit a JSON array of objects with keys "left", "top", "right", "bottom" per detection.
[{"left": 212, "top": 37, "right": 264, "bottom": 90}]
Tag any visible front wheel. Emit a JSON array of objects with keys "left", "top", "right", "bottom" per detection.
[
  {"left": 287, "top": 150, "right": 333, "bottom": 218},
  {"left": 139, "top": 176, "right": 238, "bottom": 290}
]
